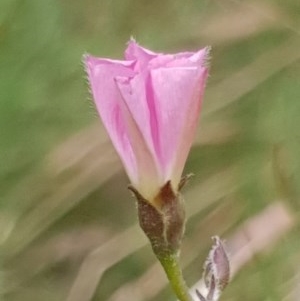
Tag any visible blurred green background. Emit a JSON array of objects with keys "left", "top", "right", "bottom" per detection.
[{"left": 1, "top": 0, "right": 300, "bottom": 300}]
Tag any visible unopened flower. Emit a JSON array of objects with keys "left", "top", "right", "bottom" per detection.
[
  {"left": 85, "top": 39, "right": 209, "bottom": 201},
  {"left": 196, "top": 237, "right": 230, "bottom": 301}
]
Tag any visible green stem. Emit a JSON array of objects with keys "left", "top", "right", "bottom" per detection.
[{"left": 158, "top": 253, "right": 193, "bottom": 301}]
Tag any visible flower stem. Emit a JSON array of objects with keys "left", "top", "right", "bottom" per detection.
[{"left": 158, "top": 253, "right": 193, "bottom": 301}]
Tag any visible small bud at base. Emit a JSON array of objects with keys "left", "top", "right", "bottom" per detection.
[{"left": 199, "top": 236, "right": 230, "bottom": 301}]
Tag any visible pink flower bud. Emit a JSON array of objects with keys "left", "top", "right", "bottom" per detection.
[{"left": 85, "top": 39, "right": 209, "bottom": 200}]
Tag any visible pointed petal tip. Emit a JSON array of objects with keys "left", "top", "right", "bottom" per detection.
[
  {"left": 82, "top": 52, "right": 94, "bottom": 63},
  {"left": 128, "top": 36, "right": 137, "bottom": 44},
  {"left": 126, "top": 37, "right": 138, "bottom": 51},
  {"left": 82, "top": 52, "right": 90, "bottom": 60},
  {"left": 125, "top": 38, "right": 139, "bottom": 60},
  {"left": 82, "top": 53, "right": 94, "bottom": 79},
  {"left": 82, "top": 53, "right": 89, "bottom": 66},
  {"left": 203, "top": 46, "right": 212, "bottom": 67},
  {"left": 125, "top": 38, "right": 158, "bottom": 62},
  {"left": 82, "top": 53, "right": 98, "bottom": 71}
]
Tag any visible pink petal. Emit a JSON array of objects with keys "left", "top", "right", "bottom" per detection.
[
  {"left": 115, "top": 73, "right": 162, "bottom": 177},
  {"left": 115, "top": 77, "right": 162, "bottom": 198},
  {"left": 150, "top": 66, "right": 209, "bottom": 187},
  {"left": 187, "top": 47, "right": 210, "bottom": 65},
  {"left": 125, "top": 39, "right": 209, "bottom": 72},
  {"left": 125, "top": 39, "right": 160, "bottom": 71},
  {"left": 84, "top": 55, "right": 139, "bottom": 183},
  {"left": 85, "top": 44, "right": 210, "bottom": 197},
  {"left": 148, "top": 47, "right": 210, "bottom": 69}
]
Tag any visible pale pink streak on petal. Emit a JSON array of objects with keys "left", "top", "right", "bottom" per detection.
[
  {"left": 188, "top": 47, "right": 210, "bottom": 65},
  {"left": 115, "top": 77, "right": 162, "bottom": 199},
  {"left": 115, "top": 73, "right": 162, "bottom": 178},
  {"left": 172, "top": 68, "right": 209, "bottom": 187},
  {"left": 148, "top": 47, "right": 209, "bottom": 69},
  {"left": 175, "top": 47, "right": 209, "bottom": 63},
  {"left": 150, "top": 66, "right": 208, "bottom": 187},
  {"left": 84, "top": 55, "right": 139, "bottom": 184}
]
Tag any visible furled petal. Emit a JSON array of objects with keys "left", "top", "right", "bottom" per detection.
[
  {"left": 85, "top": 41, "right": 210, "bottom": 200},
  {"left": 125, "top": 38, "right": 209, "bottom": 70},
  {"left": 84, "top": 55, "right": 139, "bottom": 184},
  {"left": 125, "top": 39, "right": 160, "bottom": 71},
  {"left": 148, "top": 47, "right": 210, "bottom": 70},
  {"left": 115, "top": 76, "right": 161, "bottom": 199},
  {"left": 115, "top": 73, "right": 162, "bottom": 178},
  {"left": 149, "top": 66, "right": 209, "bottom": 187}
]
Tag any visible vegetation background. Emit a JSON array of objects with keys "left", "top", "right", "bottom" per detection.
[{"left": 1, "top": 0, "right": 300, "bottom": 300}]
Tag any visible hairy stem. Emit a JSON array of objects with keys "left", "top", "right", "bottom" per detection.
[{"left": 158, "top": 253, "right": 193, "bottom": 301}]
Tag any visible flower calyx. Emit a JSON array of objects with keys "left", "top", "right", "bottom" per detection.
[{"left": 129, "top": 180, "right": 186, "bottom": 257}]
